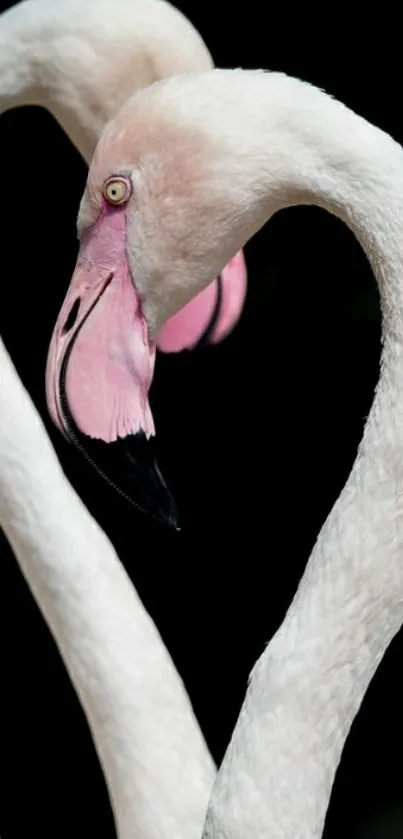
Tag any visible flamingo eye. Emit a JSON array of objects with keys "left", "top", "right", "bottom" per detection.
[{"left": 103, "top": 177, "right": 131, "bottom": 206}]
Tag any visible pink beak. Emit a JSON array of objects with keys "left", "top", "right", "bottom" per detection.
[
  {"left": 45, "top": 205, "right": 178, "bottom": 528},
  {"left": 156, "top": 251, "right": 247, "bottom": 353}
]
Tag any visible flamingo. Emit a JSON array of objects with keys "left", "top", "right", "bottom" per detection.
[
  {"left": 0, "top": 0, "right": 247, "bottom": 356},
  {"left": 46, "top": 67, "right": 403, "bottom": 836},
  {"left": 0, "top": 334, "right": 216, "bottom": 839}
]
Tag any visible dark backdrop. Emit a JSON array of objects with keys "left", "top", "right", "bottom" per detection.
[{"left": 0, "top": 3, "right": 401, "bottom": 837}]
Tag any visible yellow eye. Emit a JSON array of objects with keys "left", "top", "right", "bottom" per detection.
[{"left": 103, "top": 177, "right": 131, "bottom": 206}]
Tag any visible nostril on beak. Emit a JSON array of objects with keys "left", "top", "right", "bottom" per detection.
[{"left": 62, "top": 297, "right": 81, "bottom": 334}]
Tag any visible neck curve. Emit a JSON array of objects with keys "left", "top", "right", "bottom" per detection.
[
  {"left": 0, "top": 0, "right": 214, "bottom": 163},
  {"left": 0, "top": 2, "right": 44, "bottom": 112},
  {"left": 195, "top": 71, "right": 403, "bottom": 837},
  {"left": 0, "top": 339, "right": 215, "bottom": 839}
]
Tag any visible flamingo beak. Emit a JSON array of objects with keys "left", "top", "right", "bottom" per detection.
[
  {"left": 156, "top": 251, "right": 247, "bottom": 353},
  {"left": 45, "top": 206, "right": 178, "bottom": 529}
]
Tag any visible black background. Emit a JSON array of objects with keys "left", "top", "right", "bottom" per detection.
[{"left": 1, "top": 3, "right": 402, "bottom": 837}]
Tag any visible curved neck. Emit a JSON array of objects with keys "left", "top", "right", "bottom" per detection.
[
  {"left": 0, "top": 2, "right": 95, "bottom": 159},
  {"left": 201, "top": 73, "right": 403, "bottom": 838},
  {"left": 0, "top": 2, "right": 44, "bottom": 112},
  {"left": 0, "top": 340, "right": 215, "bottom": 839},
  {"left": 0, "top": 0, "right": 214, "bottom": 163}
]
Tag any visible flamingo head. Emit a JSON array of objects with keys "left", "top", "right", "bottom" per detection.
[{"left": 45, "top": 70, "right": 261, "bottom": 528}]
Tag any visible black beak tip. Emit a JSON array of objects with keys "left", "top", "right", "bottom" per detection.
[
  {"left": 100, "top": 430, "right": 179, "bottom": 529},
  {"left": 68, "top": 427, "right": 179, "bottom": 529},
  {"left": 136, "top": 448, "right": 179, "bottom": 529}
]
